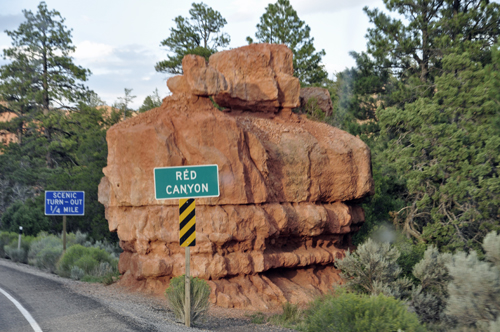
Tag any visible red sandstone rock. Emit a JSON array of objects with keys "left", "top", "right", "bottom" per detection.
[
  {"left": 99, "top": 44, "right": 373, "bottom": 309},
  {"left": 300, "top": 87, "right": 334, "bottom": 117},
  {"left": 166, "top": 44, "right": 300, "bottom": 112}
]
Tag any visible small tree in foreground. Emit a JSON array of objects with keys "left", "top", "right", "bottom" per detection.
[
  {"left": 301, "top": 290, "right": 426, "bottom": 332},
  {"left": 410, "top": 246, "right": 452, "bottom": 326},
  {"left": 445, "top": 231, "right": 500, "bottom": 331},
  {"left": 335, "top": 238, "right": 411, "bottom": 299},
  {"left": 165, "top": 275, "right": 211, "bottom": 324}
]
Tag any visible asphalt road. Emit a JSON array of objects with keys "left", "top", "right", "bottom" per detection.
[{"left": 0, "top": 264, "right": 156, "bottom": 332}]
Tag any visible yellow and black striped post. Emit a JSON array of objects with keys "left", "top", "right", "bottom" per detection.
[
  {"left": 179, "top": 198, "right": 195, "bottom": 327},
  {"left": 179, "top": 198, "right": 196, "bottom": 247}
]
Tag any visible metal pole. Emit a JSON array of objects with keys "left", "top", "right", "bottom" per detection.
[
  {"left": 63, "top": 215, "right": 67, "bottom": 253},
  {"left": 18, "top": 226, "right": 22, "bottom": 250},
  {"left": 185, "top": 246, "right": 191, "bottom": 327}
]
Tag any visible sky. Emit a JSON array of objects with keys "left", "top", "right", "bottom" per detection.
[{"left": 0, "top": 0, "right": 385, "bottom": 109}]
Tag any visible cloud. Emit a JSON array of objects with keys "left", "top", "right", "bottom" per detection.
[
  {"left": 74, "top": 41, "right": 114, "bottom": 62},
  {"left": 227, "top": 0, "right": 271, "bottom": 22},
  {"left": 0, "top": 14, "right": 24, "bottom": 31},
  {"left": 292, "top": 0, "right": 381, "bottom": 15},
  {"left": 73, "top": 41, "right": 169, "bottom": 108}
]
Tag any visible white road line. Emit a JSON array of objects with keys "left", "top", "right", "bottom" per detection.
[{"left": 0, "top": 287, "right": 43, "bottom": 332}]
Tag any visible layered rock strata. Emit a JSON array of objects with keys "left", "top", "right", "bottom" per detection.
[{"left": 99, "top": 44, "right": 374, "bottom": 310}]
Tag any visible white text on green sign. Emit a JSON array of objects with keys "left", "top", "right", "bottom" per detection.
[{"left": 154, "top": 165, "right": 220, "bottom": 199}]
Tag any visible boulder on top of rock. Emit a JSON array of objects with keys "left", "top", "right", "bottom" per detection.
[
  {"left": 300, "top": 87, "right": 333, "bottom": 117},
  {"left": 166, "top": 44, "right": 300, "bottom": 112}
]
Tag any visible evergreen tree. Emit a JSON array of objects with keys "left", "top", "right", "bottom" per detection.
[
  {"left": 248, "top": 0, "right": 327, "bottom": 85},
  {"left": 115, "top": 88, "right": 136, "bottom": 120},
  {"left": 340, "top": 0, "right": 500, "bottom": 247},
  {"left": 363, "top": 0, "right": 500, "bottom": 104},
  {"left": 138, "top": 88, "right": 162, "bottom": 113},
  {"left": 0, "top": 1, "right": 91, "bottom": 168},
  {"left": 378, "top": 43, "right": 500, "bottom": 251},
  {"left": 155, "top": 2, "right": 230, "bottom": 74}
]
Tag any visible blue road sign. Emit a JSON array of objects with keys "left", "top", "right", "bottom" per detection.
[{"left": 45, "top": 191, "right": 85, "bottom": 216}]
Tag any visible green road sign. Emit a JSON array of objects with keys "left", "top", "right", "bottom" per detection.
[{"left": 154, "top": 164, "right": 220, "bottom": 200}]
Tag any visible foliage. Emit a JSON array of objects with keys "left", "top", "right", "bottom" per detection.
[
  {"left": 114, "top": 88, "right": 136, "bottom": 121},
  {"left": 165, "top": 275, "right": 211, "bottom": 324},
  {"left": 0, "top": 3, "right": 115, "bottom": 243},
  {"left": 248, "top": 0, "right": 327, "bottom": 85},
  {"left": 5, "top": 247, "right": 26, "bottom": 263},
  {"left": 335, "top": 238, "right": 411, "bottom": 299},
  {"left": 301, "top": 97, "right": 326, "bottom": 122},
  {"left": 268, "top": 302, "right": 302, "bottom": 328},
  {"left": 445, "top": 231, "right": 500, "bottom": 330},
  {"left": 28, "top": 233, "right": 63, "bottom": 272},
  {"left": 0, "top": 231, "right": 20, "bottom": 258},
  {"left": 363, "top": 0, "right": 500, "bottom": 104},
  {"left": 1, "top": 198, "right": 50, "bottom": 236},
  {"left": 333, "top": 1, "right": 500, "bottom": 252},
  {"left": 155, "top": 2, "right": 230, "bottom": 74},
  {"left": 138, "top": 88, "right": 162, "bottom": 113},
  {"left": 378, "top": 45, "right": 500, "bottom": 251},
  {"left": 248, "top": 312, "right": 266, "bottom": 324},
  {"left": 410, "top": 246, "right": 452, "bottom": 326},
  {"left": 0, "top": 103, "right": 120, "bottom": 242},
  {"left": 0, "top": 1, "right": 91, "bottom": 170},
  {"left": 300, "top": 290, "right": 426, "bottom": 332},
  {"left": 0, "top": 1, "right": 90, "bottom": 113},
  {"left": 70, "top": 266, "right": 85, "bottom": 280},
  {"left": 57, "top": 244, "right": 116, "bottom": 278},
  {"left": 3, "top": 233, "right": 34, "bottom": 263}
]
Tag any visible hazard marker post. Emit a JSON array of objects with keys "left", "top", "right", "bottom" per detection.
[{"left": 154, "top": 165, "right": 219, "bottom": 327}]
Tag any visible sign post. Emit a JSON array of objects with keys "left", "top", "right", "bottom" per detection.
[
  {"left": 44, "top": 191, "right": 85, "bottom": 252},
  {"left": 18, "top": 226, "right": 22, "bottom": 250},
  {"left": 154, "top": 165, "right": 219, "bottom": 327}
]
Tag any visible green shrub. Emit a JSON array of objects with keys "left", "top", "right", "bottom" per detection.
[
  {"left": 57, "top": 244, "right": 116, "bottom": 278},
  {"left": 28, "top": 234, "right": 63, "bottom": 272},
  {"left": 1, "top": 198, "right": 51, "bottom": 236},
  {"left": 248, "top": 312, "right": 266, "bottom": 324},
  {"left": 66, "top": 231, "right": 88, "bottom": 247},
  {"left": 73, "top": 255, "right": 99, "bottom": 274},
  {"left": 4, "top": 234, "right": 34, "bottom": 263},
  {"left": 269, "top": 302, "right": 301, "bottom": 327},
  {"left": 165, "top": 275, "right": 211, "bottom": 324},
  {"left": 5, "top": 247, "right": 26, "bottom": 263},
  {"left": 301, "top": 290, "right": 426, "bottom": 332},
  {"left": 409, "top": 246, "right": 452, "bottom": 326},
  {"left": 335, "top": 238, "right": 412, "bottom": 299},
  {"left": 0, "top": 231, "right": 19, "bottom": 258},
  {"left": 70, "top": 266, "right": 85, "bottom": 280},
  {"left": 445, "top": 231, "right": 500, "bottom": 331}
]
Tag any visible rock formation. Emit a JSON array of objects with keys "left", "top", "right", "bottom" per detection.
[
  {"left": 98, "top": 44, "right": 374, "bottom": 310},
  {"left": 299, "top": 87, "right": 334, "bottom": 117}
]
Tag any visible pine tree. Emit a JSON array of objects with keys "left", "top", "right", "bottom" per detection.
[
  {"left": 155, "top": 2, "right": 230, "bottom": 74},
  {"left": 138, "top": 89, "right": 162, "bottom": 113},
  {"left": 0, "top": 1, "right": 91, "bottom": 168},
  {"left": 248, "top": 0, "right": 327, "bottom": 85},
  {"left": 378, "top": 42, "right": 500, "bottom": 250}
]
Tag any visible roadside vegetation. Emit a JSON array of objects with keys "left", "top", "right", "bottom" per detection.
[
  {"left": 0, "top": 230, "right": 120, "bottom": 285},
  {"left": 164, "top": 275, "right": 211, "bottom": 325}
]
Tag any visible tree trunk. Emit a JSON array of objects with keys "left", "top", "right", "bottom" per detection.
[{"left": 42, "top": 34, "right": 53, "bottom": 168}]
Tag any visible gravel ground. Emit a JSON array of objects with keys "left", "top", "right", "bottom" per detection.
[{"left": 0, "top": 258, "right": 297, "bottom": 332}]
